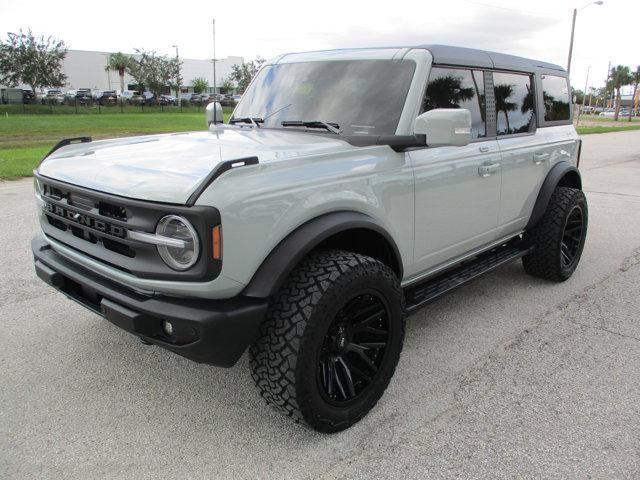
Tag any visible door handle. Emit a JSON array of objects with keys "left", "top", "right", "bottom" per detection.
[
  {"left": 533, "top": 152, "right": 549, "bottom": 164},
  {"left": 478, "top": 163, "right": 501, "bottom": 177},
  {"left": 478, "top": 145, "right": 490, "bottom": 153}
]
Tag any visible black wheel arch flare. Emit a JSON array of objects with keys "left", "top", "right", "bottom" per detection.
[
  {"left": 242, "top": 211, "right": 403, "bottom": 298},
  {"left": 526, "top": 160, "right": 582, "bottom": 230}
]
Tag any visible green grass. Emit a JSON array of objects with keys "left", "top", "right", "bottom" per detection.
[
  {"left": 576, "top": 125, "right": 640, "bottom": 135},
  {"left": 3, "top": 109, "right": 640, "bottom": 178},
  {"left": 0, "top": 110, "right": 231, "bottom": 178}
]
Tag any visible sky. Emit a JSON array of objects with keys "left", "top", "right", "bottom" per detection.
[{"left": 1, "top": 0, "right": 638, "bottom": 94}]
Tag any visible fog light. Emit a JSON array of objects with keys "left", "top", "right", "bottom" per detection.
[{"left": 162, "top": 320, "right": 173, "bottom": 336}]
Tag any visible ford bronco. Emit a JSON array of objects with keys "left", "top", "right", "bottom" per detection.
[{"left": 32, "top": 45, "right": 587, "bottom": 432}]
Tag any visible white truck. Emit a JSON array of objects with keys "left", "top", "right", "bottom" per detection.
[{"left": 32, "top": 45, "right": 587, "bottom": 432}]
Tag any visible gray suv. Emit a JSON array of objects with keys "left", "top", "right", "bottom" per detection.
[{"left": 32, "top": 45, "right": 587, "bottom": 432}]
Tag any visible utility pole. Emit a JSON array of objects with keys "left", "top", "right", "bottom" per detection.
[
  {"left": 567, "top": 8, "right": 577, "bottom": 76},
  {"left": 604, "top": 60, "right": 611, "bottom": 108},
  {"left": 172, "top": 45, "right": 181, "bottom": 107},
  {"left": 212, "top": 18, "right": 217, "bottom": 123},
  {"left": 577, "top": 66, "right": 590, "bottom": 125},
  {"left": 567, "top": 1, "right": 604, "bottom": 76}
]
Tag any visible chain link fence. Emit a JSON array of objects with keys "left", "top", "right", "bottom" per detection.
[{"left": 0, "top": 98, "right": 235, "bottom": 115}]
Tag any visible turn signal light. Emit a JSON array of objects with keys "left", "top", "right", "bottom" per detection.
[{"left": 212, "top": 225, "right": 222, "bottom": 260}]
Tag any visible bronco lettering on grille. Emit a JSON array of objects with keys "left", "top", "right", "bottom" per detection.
[{"left": 44, "top": 202, "right": 126, "bottom": 238}]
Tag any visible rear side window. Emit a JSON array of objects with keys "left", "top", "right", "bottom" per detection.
[
  {"left": 422, "top": 67, "right": 486, "bottom": 139},
  {"left": 493, "top": 72, "right": 535, "bottom": 136},
  {"left": 541, "top": 75, "right": 570, "bottom": 121}
]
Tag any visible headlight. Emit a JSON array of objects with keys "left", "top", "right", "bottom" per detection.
[{"left": 155, "top": 215, "right": 200, "bottom": 271}]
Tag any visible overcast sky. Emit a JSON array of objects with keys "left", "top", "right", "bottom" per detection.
[{"left": 1, "top": 0, "right": 637, "bottom": 93}]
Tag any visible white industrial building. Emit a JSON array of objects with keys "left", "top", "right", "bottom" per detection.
[{"left": 19, "top": 49, "right": 243, "bottom": 94}]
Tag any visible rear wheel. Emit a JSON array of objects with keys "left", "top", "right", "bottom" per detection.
[
  {"left": 523, "top": 186, "right": 588, "bottom": 281},
  {"left": 249, "top": 250, "right": 404, "bottom": 432}
]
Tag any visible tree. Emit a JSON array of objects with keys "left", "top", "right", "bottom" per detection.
[
  {"left": 608, "top": 65, "right": 632, "bottom": 121},
  {"left": 127, "top": 49, "right": 179, "bottom": 98},
  {"left": 571, "top": 88, "right": 585, "bottom": 106},
  {"left": 228, "top": 57, "right": 265, "bottom": 92},
  {"left": 0, "top": 29, "right": 67, "bottom": 93},
  {"left": 494, "top": 84, "right": 518, "bottom": 133},
  {"left": 627, "top": 66, "right": 640, "bottom": 123},
  {"left": 221, "top": 78, "right": 235, "bottom": 94},
  {"left": 192, "top": 77, "right": 209, "bottom": 94},
  {"left": 105, "top": 52, "right": 131, "bottom": 93}
]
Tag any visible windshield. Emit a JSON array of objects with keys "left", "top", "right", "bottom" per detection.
[{"left": 232, "top": 59, "right": 416, "bottom": 136}]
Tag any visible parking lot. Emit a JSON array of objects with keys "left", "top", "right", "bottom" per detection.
[{"left": 1, "top": 131, "right": 639, "bottom": 478}]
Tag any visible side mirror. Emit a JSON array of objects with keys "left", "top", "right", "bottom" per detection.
[
  {"left": 206, "top": 101, "right": 224, "bottom": 126},
  {"left": 414, "top": 108, "right": 472, "bottom": 147}
]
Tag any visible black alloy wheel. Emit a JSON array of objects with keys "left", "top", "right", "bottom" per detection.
[
  {"left": 560, "top": 205, "right": 584, "bottom": 268},
  {"left": 318, "top": 292, "right": 391, "bottom": 404}
]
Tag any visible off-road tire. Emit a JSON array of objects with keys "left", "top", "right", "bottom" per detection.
[
  {"left": 523, "top": 186, "right": 588, "bottom": 281},
  {"left": 249, "top": 249, "right": 404, "bottom": 433}
]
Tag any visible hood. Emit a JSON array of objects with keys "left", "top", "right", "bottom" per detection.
[{"left": 38, "top": 127, "right": 355, "bottom": 204}]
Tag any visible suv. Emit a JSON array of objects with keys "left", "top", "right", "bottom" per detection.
[{"left": 31, "top": 45, "right": 587, "bottom": 433}]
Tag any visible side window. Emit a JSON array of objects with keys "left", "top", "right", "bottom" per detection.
[
  {"left": 541, "top": 75, "right": 570, "bottom": 121},
  {"left": 422, "top": 67, "right": 486, "bottom": 139},
  {"left": 493, "top": 72, "right": 535, "bottom": 136}
]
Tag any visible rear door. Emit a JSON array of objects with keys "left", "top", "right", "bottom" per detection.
[
  {"left": 492, "top": 71, "right": 549, "bottom": 237},
  {"left": 409, "top": 67, "right": 502, "bottom": 276}
]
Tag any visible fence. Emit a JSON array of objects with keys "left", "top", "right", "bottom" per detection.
[{"left": 0, "top": 99, "right": 235, "bottom": 116}]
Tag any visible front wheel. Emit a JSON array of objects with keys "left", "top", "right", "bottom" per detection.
[
  {"left": 249, "top": 250, "right": 404, "bottom": 432},
  {"left": 523, "top": 186, "right": 588, "bottom": 281}
]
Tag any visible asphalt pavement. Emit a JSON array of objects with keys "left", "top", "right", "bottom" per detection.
[{"left": 1, "top": 131, "right": 639, "bottom": 479}]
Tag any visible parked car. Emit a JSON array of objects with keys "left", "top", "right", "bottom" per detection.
[
  {"left": 119, "top": 90, "right": 139, "bottom": 103},
  {"left": 599, "top": 108, "right": 616, "bottom": 117},
  {"left": 159, "top": 94, "right": 176, "bottom": 105},
  {"left": 618, "top": 109, "right": 630, "bottom": 117},
  {"left": 32, "top": 44, "right": 587, "bottom": 433},
  {"left": 220, "top": 94, "right": 235, "bottom": 106},
  {"left": 95, "top": 90, "right": 118, "bottom": 105},
  {"left": 63, "top": 88, "right": 92, "bottom": 105},
  {"left": 180, "top": 92, "right": 202, "bottom": 103},
  {"left": 581, "top": 105, "right": 594, "bottom": 114},
  {"left": 22, "top": 89, "right": 37, "bottom": 104},
  {"left": 41, "top": 89, "right": 65, "bottom": 104}
]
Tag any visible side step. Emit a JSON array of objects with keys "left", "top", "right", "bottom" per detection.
[{"left": 403, "top": 243, "right": 532, "bottom": 315}]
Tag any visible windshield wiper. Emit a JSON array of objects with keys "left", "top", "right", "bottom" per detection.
[
  {"left": 229, "top": 117, "right": 264, "bottom": 127},
  {"left": 280, "top": 120, "right": 341, "bottom": 134}
]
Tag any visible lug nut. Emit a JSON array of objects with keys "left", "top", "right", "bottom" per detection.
[{"left": 162, "top": 320, "right": 173, "bottom": 336}]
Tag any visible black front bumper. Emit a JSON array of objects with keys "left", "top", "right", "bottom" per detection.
[{"left": 32, "top": 236, "right": 268, "bottom": 367}]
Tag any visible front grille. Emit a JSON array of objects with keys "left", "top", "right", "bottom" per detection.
[{"left": 36, "top": 173, "right": 222, "bottom": 281}]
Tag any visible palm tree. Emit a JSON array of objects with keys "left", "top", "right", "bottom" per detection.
[
  {"left": 105, "top": 52, "right": 131, "bottom": 93},
  {"left": 423, "top": 75, "right": 475, "bottom": 110},
  {"left": 627, "top": 66, "right": 640, "bottom": 123},
  {"left": 608, "top": 65, "right": 632, "bottom": 121},
  {"left": 494, "top": 84, "right": 518, "bottom": 133}
]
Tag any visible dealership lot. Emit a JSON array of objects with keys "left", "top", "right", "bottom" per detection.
[{"left": 1, "top": 131, "right": 640, "bottom": 478}]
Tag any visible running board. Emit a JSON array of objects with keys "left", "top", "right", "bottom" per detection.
[{"left": 403, "top": 243, "right": 532, "bottom": 315}]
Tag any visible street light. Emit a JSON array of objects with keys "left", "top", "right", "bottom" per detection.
[
  {"left": 172, "top": 44, "right": 181, "bottom": 107},
  {"left": 567, "top": 1, "right": 604, "bottom": 75}
]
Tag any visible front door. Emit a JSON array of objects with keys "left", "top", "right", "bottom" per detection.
[
  {"left": 408, "top": 66, "right": 501, "bottom": 279},
  {"left": 409, "top": 141, "right": 501, "bottom": 277}
]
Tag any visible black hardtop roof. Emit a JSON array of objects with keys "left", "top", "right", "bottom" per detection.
[{"left": 418, "top": 44, "right": 566, "bottom": 75}]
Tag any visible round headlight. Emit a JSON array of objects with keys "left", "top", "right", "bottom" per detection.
[{"left": 155, "top": 215, "right": 200, "bottom": 271}]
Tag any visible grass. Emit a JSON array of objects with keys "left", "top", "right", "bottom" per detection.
[
  {"left": 576, "top": 125, "right": 640, "bottom": 135},
  {"left": 0, "top": 110, "right": 231, "bottom": 178},
  {"left": 2, "top": 109, "right": 640, "bottom": 178}
]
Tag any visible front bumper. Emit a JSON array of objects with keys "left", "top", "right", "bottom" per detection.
[{"left": 32, "top": 235, "right": 268, "bottom": 367}]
